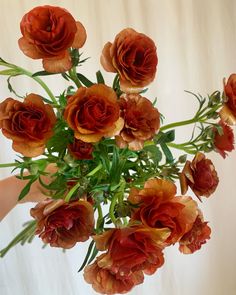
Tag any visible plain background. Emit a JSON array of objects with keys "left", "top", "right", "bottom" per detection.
[{"left": 0, "top": 0, "right": 236, "bottom": 294}]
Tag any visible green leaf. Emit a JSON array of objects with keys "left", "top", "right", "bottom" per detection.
[
  {"left": 77, "top": 73, "right": 94, "bottom": 87},
  {"left": 96, "top": 71, "right": 105, "bottom": 84},
  {"left": 143, "top": 145, "right": 162, "bottom": 164},
  {"left": 78, "top": 240, "right": 95, "bottom": 272},
  {"left": 155, "top": 130, "right": 175, "bottom": 144},
  {"left": 32, "top": 71, "right": 55, "bottom": 77},
  {"left": 0, "top": 220, "right": 36, "bottom": 257},
  {"left": 7, "top": 76, "right": 23, "bottom": 98},
  {"left": 160, "top": 143, "right": 174, "bottom": 163},
  {"left": 18, "top": 175, "right": 39, "bottom": 201}
]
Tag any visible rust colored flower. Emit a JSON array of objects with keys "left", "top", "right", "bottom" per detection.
[
  {"left": 179, "top": 211, "right": 211, "bottom": 254},
  {"left": 0, "top": 94, "right": 56, "bottom": 157},
  {"left": 93, "top": 226, "right": 169, "bottom": 277},
  {"left": 30, "top": 199, "right": 94, "bottom": 248},
  {"left": 84, "top": 254, "right": 144, "bottom": 295},
  {"left": 128, "top": 179, "right": 198, "bottom": 245},
  {"left": 180, "top": 153, "right": 219, "bottom": 200},
  {"left": 115, "top": 94, "right": 160, "bottom": 150},
  {"left": 101, "top": 28, "right": 158, "bottom": 92},
  {"left": 213, "top": 121, "right": 234, "bottom": 158},
  {"left": 64, "top": 84, "right": 124, "bottom": 142},
  {"left": 220, "top": 74, "right": 236, "bottom": 125},
  {"left": 18, "top": 5, "right": 86, "bottom": 73},
  {"left": 68, "top": 138, "right": 93, "bottom": 160}
]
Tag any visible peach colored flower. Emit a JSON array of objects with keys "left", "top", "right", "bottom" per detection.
[
  {"left": 0, "top": 94, "right": 56, "bottom": 157},
  {"left": 84, "top": 254, "right": 144, "bottom": 295},
  {"left": 101, "top": 28, "right": 157, "bottom": 92},
  {"left": 115, "top": 93, "right": 160, "bottom": 150},
  {"left": 30, "top": 199, "right": 94, "bottom": 248},
  {"left": 179, "top": 211, "right": 211, "bottom": 254},
  {"left": 64, "top": 84, "right": 124, "bottom": 142},
  {"left": 68, "top": 138, "right": 93, "bottom": 160},
  {"left": 213, "top": 121, "right": 234, "bottom": 158},
  {"left": 180, "top": 152, "right": 219, "bottom": 200},
  {"left": 128, "top": 179, "right": 198, "bottom": 245},
  {"left": 19, "top": 5, "right": 86, "bottom": 73},
  {"left": 93, "top": 226, "right": 169, "bottom": 277},
  {"left": 220, "top": 74, "right": 236, "bottom": 125}
]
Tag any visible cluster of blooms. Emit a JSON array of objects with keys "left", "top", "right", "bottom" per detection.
[{"left": 0, "top": 5, "right": 235, "bottom": 295}]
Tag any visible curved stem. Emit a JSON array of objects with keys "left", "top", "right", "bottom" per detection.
[
  {"left": 96, "top": 203, "right": 103, "bottom": 231},
  {"left": 167, "top": 142, "right": 197, "bottom": 154},
  {"left": 68, "top": 67, "right": 82, "bottom": 88}
]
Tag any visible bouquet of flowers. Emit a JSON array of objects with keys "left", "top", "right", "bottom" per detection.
[{"left": 0, "top": 5, "right": 235, "bottom": 295}]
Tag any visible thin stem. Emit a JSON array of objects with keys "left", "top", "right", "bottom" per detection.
[
  {"left": 167, "top": 142, "right": 196, "bottom": 154},
  {"left": 160, "top": 118, "right": 199, "bottom": 131},
  {"left": 0, "top": 162, "right": 18, "bottom": 168},
  {"left": 96, "top": 204, "right": 103, "bottom": 230}
]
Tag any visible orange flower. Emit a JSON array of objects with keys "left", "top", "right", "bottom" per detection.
[
  {"left": 93, "top": 226, "right": 169, "bottom": 277},
  {"left": 68, "top": 138, "right": 93, "bottom": 160},
  {"left": 19, "top": 5, "right": 86, "bottom": 73},
  {"left": 180, "top": 152, "right": 219, "bottom": 200},
  {"left": 84, "top": 254, "right": 144, "bottom": 295},
  {"left": 30, "top": 199, "right": 94, "bottom": 249},
  {"left": 213, "top": 121, "right": 234, "bottom": 158},
  {"left": 115, "top": 94, "right": 160, "bottom": 150},
  {"left": 128, "top": 179, "right": 198, "bottom": 245},
  {"left": 0, "top": 94, "right": 56, "bottom": 157},
  {"left": 220, "top": 74, "right": 236, "bottom": 125},
  {"left": 101, "top": 28, "right": 157, "bottom": 93},
  {"left": 64, "top": 84, "right": 124, "bottom": 142},
  {"left": 179, "top": 211, "right": 211, "bottom": 254}
]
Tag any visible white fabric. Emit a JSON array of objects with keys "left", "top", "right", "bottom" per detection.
[{"left": 0, "top": 0, "right": 236, "bottom": 294}]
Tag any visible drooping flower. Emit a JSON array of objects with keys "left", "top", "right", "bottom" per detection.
[
  {"left": 68, "top": 138, "right": 93, "bottom": 160},
  {"left": 180, "top": 152, "right": 219, "bottom": 200},
  {"left": 84, "top": 254, "right": 144, "bottom": 295},
  {"left": 18, "top": 5, "right": 87, "bottom": 73},
  {"left": 93, "top": 226, "right": 169, "bottom": 277},
  {"left": 101, "top": 28, "right": 158, "bottom": 93},
  {"left": 64, "top": 84, "right": 124, "bottom": 142},
  {"left": 30, "top": 199, "right": 94, "bottom": 249},
  {"left": 128, "top": 178, "right": 198, "bottom": 245},
  {"left": 220, "top": 74, "right": 236, "bottom": 125},
  {"left": 0, "top": 93, "right": 56, "bottom": 157},
  {"left": 213, "top": 120, "right": 234, "bottom": 158},
  {"left": 179, "top": 211, "right": 211, "bottom": 254},
  {"left": 115, "top": 93, "right": 160, "bottom": 150}
]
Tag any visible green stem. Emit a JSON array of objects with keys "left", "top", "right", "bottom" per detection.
[
  {"left": 96, "top": 203, "right": 103, "bottom": 230},
  {"left": 109, "top": 192, "right": 119, "bottom": 225},
  {"left": 160, "top": 118, "right": 199, "bottom": 131},
  {"left": 64, "top": 181, "right": 80, "bottom": 202},
  {"left": 167, "top": 142, "right": 196, "bottom": 154},
  {"left": 20, "top": 68, "right": 58, "bottom": 105},
  {"left": 68, "top": 67, "right": 82, "bottom": 88},
  {"left": 86, "top": 163, "right": 102, "bottom": 177},
  {"left": 0, "top": 162, "right": 18, "bottom": 168}
]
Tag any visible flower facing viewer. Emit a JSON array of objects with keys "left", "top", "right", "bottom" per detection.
[
  {"left": 64, "top": 84, "right": 124, "bottom": 142},
  {"left": 68, "top": 138, "right": 94, "bottom": 160},
  {"left": 128, "top": 179, "right": 198, "bottom": 245},
  {"left": 19, "top": 5, "right": 87, "bottom": 73},
  {"left": 0, "top": 93, "right": 56, "bottom": 157},
  {"left": 101, "top": 28, "right": 158, "bottom": 93},
  {"left": 30, "top": 199, "right": 94, "bottom": 249},
  {"left": 180, "top": 152, "right": 219, "bottom": 200},
  {"left": 116, "top": 93, "right": 160, "bottom": 150}
]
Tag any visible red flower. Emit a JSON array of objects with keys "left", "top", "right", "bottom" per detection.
[
  {"left": 30, "top": 199, "right": 94, "bottom": 249},
  {"left": 128, "top": 179, "right": 198, "bottom": 245},
  {"left": 93, "top": 226, "right": 168, "bottom": 277},
  {"left": 19, "top": 5, "right": 86, "bottom": 73},
  {"left": 84, "top": 254, "right": 144, "bottom": 295},
  {"left": 64, "top": 84, "right": 124, "bottom": 142},
  {"left": 213, "top": 121, "right": 234, "bottom": 158},
  {"left": 0, "top": 94, "right": 56, "bottom": 157},
  {"left": 115, "top": 93, "right": 160, "bottom": 150},
  {"left": 101, "top": 28, "right": 157, "bottom": 92},
  {"left": 179, "top": 211, "right": 211, "bottom": 254},
  {"left": 68, "top": 138, "right": 93, "bottom": 160},
  {"left": 180, "top": 152, "right": 219, "bottom": 200},
  {"left": 220, "top": 74, "right": 236, "bottom": 125}
]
